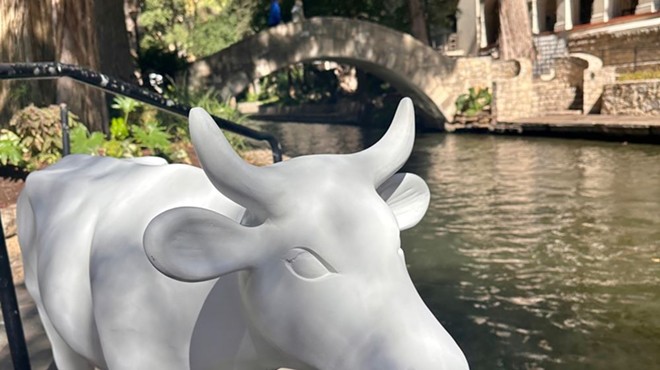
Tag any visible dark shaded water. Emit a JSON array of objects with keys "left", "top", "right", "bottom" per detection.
[{"left": 251, "top": 121, "right": 660, "bottom": 370}]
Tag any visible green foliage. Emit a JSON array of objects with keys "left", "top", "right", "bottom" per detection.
[
  {"left": 245, "top": 91, "right": 261, "bottom": 102},
  {"left": 617, "top": 68, "right": 660, "bottom": 81},
  {"left": 110, "top": 117, "right": 130, "bottom": 140},
  {"left": 189, "top": 5, "right": 255, "bottom": 57},
  {"left": 111, "top": 96, "right": 142, "bottom": 120},
  {"left": 101, "top": 140, "right": 127, "bottom": 158},
  {"left": 109, "top": 96, "right": 138, "bottom": 141},
  {"left": 106, "top": 96, "right": 179, "bottom": 158},
  {"left": 0, "top": 97, "right": 197, "bottom": 172},
  {"left": 131, "top": 121, "right": 172, "bottom": 154},
  {"left": 252, "top": 0, "right": 459, "bottom": 40},
  {"left": 70, "top": 124, "right": 142, "bottom": 159},
  {"left": 251, "top": 63, "right": 343, "bottom": 105},
  {"left": 70, "top": 126, "right": 105, "bottom": 155},
  {"left": 0, "top": 130, "right": 24, "bottom": 166},
  {"left": 455, "top": 87, "right": 492, "bottom": 117},
  {"left": 138, "top": 0, "right": 257, "bottom": 80},
  {"left": 96, "top": 96, "right": 176, "bottom": 158}
]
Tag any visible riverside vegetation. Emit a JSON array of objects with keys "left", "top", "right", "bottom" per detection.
[{"left": 0, "top": 93, "right": 250, "bottom": 172}]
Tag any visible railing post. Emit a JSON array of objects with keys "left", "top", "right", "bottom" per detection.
[
  {"left": 0, "top": 213, "right": 31, "bottom": 370},
  {"left": 60, "top": 103, "right": 70, "bottom": 156}
]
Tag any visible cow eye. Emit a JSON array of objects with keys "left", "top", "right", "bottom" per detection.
[{"left": 284, "top": 248, "right": 335, "bottom": 280}]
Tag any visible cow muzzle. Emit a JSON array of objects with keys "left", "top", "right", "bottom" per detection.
[{"left": 333, "top": 300, "right": 469, "bottom": 370}]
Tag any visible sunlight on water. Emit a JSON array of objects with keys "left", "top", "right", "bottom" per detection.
[
  {"left": 403, "top": 135, "right": 660, "bottom": 370},
  {"left": 251, "top": 120, "right": 660, "bottom": 370}
]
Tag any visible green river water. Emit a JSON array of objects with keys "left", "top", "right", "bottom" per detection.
[{"left": 251, "top": 121, "right": 660, "bottom": 370}]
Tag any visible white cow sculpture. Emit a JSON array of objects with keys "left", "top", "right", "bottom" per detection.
[{"left": 17, "top": 98, "right": 469, "bottom": 370}]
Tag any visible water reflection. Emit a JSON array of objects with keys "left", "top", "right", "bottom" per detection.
[
  {"left": 250, "top": 121, "right": 371, "bottom": 156},
  {"left": 250, "top": 121, "right": 660, "bottom": 370},
  {"left": 404, "top": 135, "right": 660, "bottom": 370}
]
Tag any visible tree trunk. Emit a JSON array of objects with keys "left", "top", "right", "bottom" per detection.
[
  {"left": 1, "top": 0, "right": 133, "bottom": 133},
  {"left": 94, "top": 0, "right": 137, "bottom": 125},
  {"left": 498, "top": 0, "right": 536, "bottom": 60},
  {"left": 407, "top": 0, "right": 430, "bottom": 45},
  {"left": 53, "top": 0, "right": 108, "bottom": 133},
  {"left": 95, "top": 0, "right": 136, "bottom": 83},
  {"left": 0, "top": 0, "right": 56, "bottom": 124},
  {"left": 124, "top": 0, "right": 142, "bottom": 84}
]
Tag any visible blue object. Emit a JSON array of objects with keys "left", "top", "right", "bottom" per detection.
[{"left": 268, "top": 1, "right": 281, "bottom": 27}]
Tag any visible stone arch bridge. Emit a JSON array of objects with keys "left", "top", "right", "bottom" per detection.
[{"left": 187, "top": 17, "right": 498, "bottom": 126}]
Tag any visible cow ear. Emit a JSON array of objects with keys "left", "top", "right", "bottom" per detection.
[
  {"left": 377, "top": 173, "right": 430, "bottom": 231},
  {"left": 143, "top": 207, "right": 266, "bottom": 282}
]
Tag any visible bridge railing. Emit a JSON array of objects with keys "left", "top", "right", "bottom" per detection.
[{"left": 0, "top": 62, "right": 284, "bottom": 370}]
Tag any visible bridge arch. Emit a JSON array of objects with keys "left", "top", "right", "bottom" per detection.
[{"left": 187, "top": 17, "right": 464, "bottom": 124}]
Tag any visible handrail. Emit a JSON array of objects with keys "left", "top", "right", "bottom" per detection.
[{"left": 0, "top": 62, "right": 283, "bottom": 162}]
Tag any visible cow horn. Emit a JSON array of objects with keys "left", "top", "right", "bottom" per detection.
[
  {"left": 189, "top": 108, "right": 277, "bottom": 214},
  {"left": 350, "top": 98, "right": 416, "bottom": 186}
]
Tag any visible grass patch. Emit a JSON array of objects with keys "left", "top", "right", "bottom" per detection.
[{"left": 617, "top": 69, "right": 660, "bottom": 81}]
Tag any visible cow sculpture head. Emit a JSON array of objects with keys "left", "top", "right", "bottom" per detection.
[{"left": 144, "top": 98, "right": 469, "bottom": 369}]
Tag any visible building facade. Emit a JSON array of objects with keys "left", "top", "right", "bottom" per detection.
[
  {"left": 453, "top": 0, "right": 660, "bottom": 73},
  {"left": 442, "top": 0, "right": 660, "bottom": 119}
]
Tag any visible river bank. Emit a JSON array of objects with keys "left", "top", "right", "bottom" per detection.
[
  {"left": 449, "top": 114, "right": 660, "bottom": 143},
  {"left": 242, "top": 100, "right": 660, "bottom": 143}
]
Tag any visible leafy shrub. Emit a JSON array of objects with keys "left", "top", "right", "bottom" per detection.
[
  {"left": 6, "top": 105, "right": 80, "bottom": 170},
  {"left": 69, "top": 125, "right": 105, "bottom": 155},
  {"left": 1, "top": 92, "right": 261, "bottom": 172},
  {"left": 108, "top": 97, "right": 184, "bottom": 159},
  {"left": 132, "top": 121, "right": 172, "bottom": 154},
  {"left": 110, "top": 117, "right": 130, "bottom": 140},
  {"left": 455, "top": 87, "right": 492, "bottom": 117},
  {"left": 0, "top": 129, "right": 23, "bottom": 166}
]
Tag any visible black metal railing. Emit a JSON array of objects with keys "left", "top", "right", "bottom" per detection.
[
  {"left": 0, "top": 213, "right": 30, "bottom": 370},
  {"left": 0, "top": 62, "right": 283, "bottom": 162},
  {"left": 0, "top": 62, "right": 284, "bottom": 370}
]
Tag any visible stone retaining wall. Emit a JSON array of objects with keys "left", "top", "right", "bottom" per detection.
[
  {"left": 602, "top": 79, "right": 660, "bottom": 115},
  {"left": 492, "top": 60, "right": 521, "bottom": 79},
  {"left": 493, "top": 59, "right": 534, "bottom": 121},
  {"left": 583, "top": 66, "right": 616, "bottom": 114},
  {"left": 532, "top": 57, "right": 588, "bottom": 114}
]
